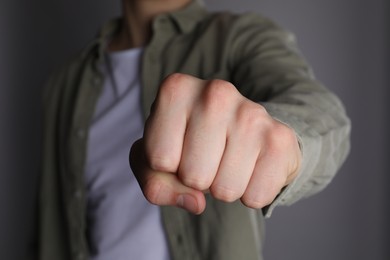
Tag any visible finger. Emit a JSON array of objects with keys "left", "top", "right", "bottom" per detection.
[
  {"left": 241, "top": 152, "right": 287, "bottom": 209},
  {"left": 141, "top": 171, "right": 206, "bottom": 215},
  {"left": 178, "top": 106, "right": 228, "bottom": 191},
  {"left": 178, "top": 80, "right": 239, "bottom": 191},
  {"left": 144, "top": 74, "right": 199, "bottom": 173},
  {"left": 210, "top": 104, "right": 262, "bottom": 202},
  {"left": 130, "top": 139, "right": 206, "bottom": 214}
]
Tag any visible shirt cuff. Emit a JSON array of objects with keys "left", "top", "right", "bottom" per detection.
[{"left": 261, "top": 102, "right": 322, "bottom": 217}]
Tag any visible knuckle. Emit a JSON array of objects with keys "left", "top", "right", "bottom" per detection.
[
  {"left": 273, "top": 122, "right": 293, "bottom": 140},
  {"left": 147, "top": 153, "right": 177, "bottom": 173},
  {"left": 241, "top": 194, "right": 273, "bottom": 209},
  {"left": 179, "top": 162, "right": 215, "bottom": 191},
  {"left": 268, "top": 123, "right": 296, "bottom": 153},
  {"left": 202, "top": 80, "right": 237, "bottom": 111},
  {"left": 241, "top": 197, "right": 262, "bottom": 209},
  {"left": 208, "top": 79, "right": 236, "bottom": 94},
  {"left": 180, "top": 175, "right": 211, "bottom": 191},
  {"left": 242, "top": 178, "right": 283, "bottom": 208},
  {"left": 159, "top": 73, "right": 190, "bottom": 102},
  {"left": 210, "top": 184, "right": 241, "bottom": 203},
  {"left": 238, "top": 103, "right": 269, "bottom": 128},
  {"left": 164, "top": 73, "right": 191, "bottom": 86},
  {"left": 235, "top": 102, "right": 270, "bottom": 136}
]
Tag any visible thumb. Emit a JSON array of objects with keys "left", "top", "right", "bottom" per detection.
[{"left": 130, "top": 139, "right": 206, "bottom": 215}]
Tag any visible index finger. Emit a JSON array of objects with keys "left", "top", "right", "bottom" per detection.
[
  {"left": 130, "top": 139, "right": 206, "bottom": 214},
  {"left": 144, "top": 73, "right": 202, "bottom": 173}
]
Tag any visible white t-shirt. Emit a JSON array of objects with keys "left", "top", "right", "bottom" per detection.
[{"left": 84, "top": 48, "right": 170, "bottom": 260}]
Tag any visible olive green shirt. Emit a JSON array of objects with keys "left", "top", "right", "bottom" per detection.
[{"left": 38, "top": 1, "right": 351, "bottom": 260}]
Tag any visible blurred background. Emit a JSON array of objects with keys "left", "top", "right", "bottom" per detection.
[{"left": 1, "top": 0, "right": 388, "bottom": 259}]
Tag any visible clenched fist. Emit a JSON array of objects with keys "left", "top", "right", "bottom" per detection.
[{"left": 130, "top": 73, "right": 301, "bottom": 214}]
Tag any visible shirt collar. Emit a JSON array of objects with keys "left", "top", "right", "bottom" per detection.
[
  {"left": 90, "top": 0, "right": 208, "bottom": 69},
  {"left": 97, "top": 0, "right": 208, "bottom": 40},
  {"left": 166, "top": 0, "right": 208, "bottom": 33}
]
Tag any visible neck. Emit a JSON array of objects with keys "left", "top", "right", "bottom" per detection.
[{"left": 108, "top": 0, "right": 192, "bottom": 51}]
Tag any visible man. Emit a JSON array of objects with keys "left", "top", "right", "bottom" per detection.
[{"left": 38, "top": 0, "right": 351, "bottom": 259}]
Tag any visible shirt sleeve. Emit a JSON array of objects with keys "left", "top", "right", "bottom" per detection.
[{"left": 228, "top": 14, "right": 351, "bottom": 217}]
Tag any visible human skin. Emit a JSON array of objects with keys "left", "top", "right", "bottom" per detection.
[
  {"left": 118, "top": 0, "right": 302, "bottom": 214},
  {"left": 130, "top": 74, "right": 302, "bottom": 214}
]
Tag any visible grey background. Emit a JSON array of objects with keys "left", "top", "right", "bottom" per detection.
[{"left": 1, "top": 0, "right": 388, "bottom": 259}]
